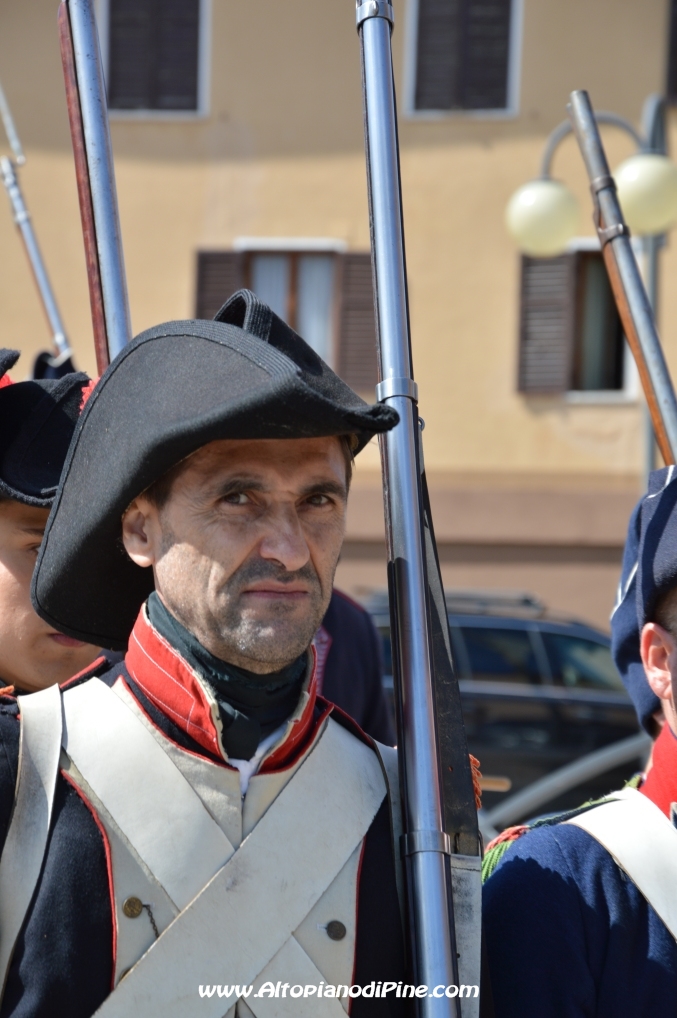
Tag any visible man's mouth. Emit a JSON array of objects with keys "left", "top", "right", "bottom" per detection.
[
  {"left": 241, "top": 587, "right": 310, "bottom": 600},
  {"left": 49, "top": 632, "right": 86, "bottom": 648}
]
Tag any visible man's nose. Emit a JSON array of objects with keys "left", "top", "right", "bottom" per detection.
[{"left": 258, "top": 504, "right": 310, "bottom": 572}]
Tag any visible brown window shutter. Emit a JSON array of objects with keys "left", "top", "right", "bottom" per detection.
[
  {"left": 337, "top": 254, "right": 379, "bottom": 393},
  {"left": 195, "top": 252, "right": 245, "bottom": 320},
  {"left": 108, "top": 0, "right": 200, "bottom": 111},
  {"left": 459, "top": 0, "right": 513, "bottom": 110},
  {"left": 415, "top": 0, "right": 463, "bottom": 111},
  {"left": 518, "top": 254, "right": 574, "bottom": 394},
  {"left": 415, "top": 0, "right": 513, "bottom": 112}
]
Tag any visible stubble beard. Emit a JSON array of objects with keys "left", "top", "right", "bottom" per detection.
[{"left": 163, "top": 554, "right": 331, "bottom": 672}]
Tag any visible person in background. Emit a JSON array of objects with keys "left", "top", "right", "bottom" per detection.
[
  {"left": 481, "top": 466, "right": 677, "bottom": 1018},
  {"left": 317, "top": 588, "right": 395, "bottom": 745},
  {"left": 611, "top": 488, "right": 664, "bottom": 739},
  {"left": 0, "top": 348, "right": 102, "bottom": 692}
]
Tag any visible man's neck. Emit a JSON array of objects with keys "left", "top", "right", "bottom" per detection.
[{"left": 146, "top": 593, "right": 308, "bottom": 761}]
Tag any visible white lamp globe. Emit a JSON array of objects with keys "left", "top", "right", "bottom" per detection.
[
  {"left": 614, "top": 153, "right": 677, "bottom": 236},
  {"left": 505, "top": 179, "right": 579, "bottom": 257}
]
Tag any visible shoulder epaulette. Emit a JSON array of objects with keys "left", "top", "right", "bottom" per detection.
[{"left": 481, "top": 780, "right": 643, "bottom": 883}]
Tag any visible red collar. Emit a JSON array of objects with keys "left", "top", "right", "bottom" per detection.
[
  {"left": 640, "top": 723, "right": 677, "bottom": 818},
  {"left": 125, "top": 605, "right": 323, "bottom": 770}
]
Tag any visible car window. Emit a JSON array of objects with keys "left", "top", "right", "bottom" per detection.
[
  {"left": 460, "top": 627, "right": 541, "bottom": 684},
  {"left": 541, "top": 633, "right": 624, "bottom": 691}
]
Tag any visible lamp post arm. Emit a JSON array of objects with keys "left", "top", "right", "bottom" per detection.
[
  {"left": 568, "top": 89, "right": 677, "bottom": 465},
  {"left": 540, "top": 113, "right": 644, "bottom": 179}
]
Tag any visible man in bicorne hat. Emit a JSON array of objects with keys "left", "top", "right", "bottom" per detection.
[
  {"left": 0, "top": 348, "right": 100, "bottom": 693},
  {"left": 482, "top": 466, "right": 677, "bottom": 1017},
  {"left": 0, "top": 291, "right": 411, "bottom": 1017}
]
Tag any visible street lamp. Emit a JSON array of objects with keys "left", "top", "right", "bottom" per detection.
[{"left": 505, "top": 95, "right": 677, "bottom": 480}]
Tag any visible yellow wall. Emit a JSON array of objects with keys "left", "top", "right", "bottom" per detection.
[{"left": 0, "top": 0, "right": 672, "bottom": 486}]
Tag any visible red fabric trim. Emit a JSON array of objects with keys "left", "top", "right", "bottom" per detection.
[
  {"left": 60, "top": 654, "right": 109, "bottom": 691},
  {"left": 260, "top": 644, "right": 321, "bottom": 772},
  {"left": 79, "top": 377, "right": 98, "bottom": 411},
  {"left": 125, "top": 605, "right": 323, "bottom": 773},
  {"left": 125, "top": 608, "right": 223, "bottom": 759},
  {"left": 0, "top": 375, "right": 12, "bottom": 389},
  {"left": 114, "top": 675, "right": 229, "bottom": 768},
  {"left": 485, "top": 825, "right": 529, "bottom": 853},
  {"left": 61, "top": 769, "right": 116, "bottom": 988},
  {"left": 640, "top": 722, "right": 677, "bottom": 818}
]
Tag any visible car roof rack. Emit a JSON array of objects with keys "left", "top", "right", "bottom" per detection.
[{"left": 363, "top": 588, "right": 547, "bottom": 619}]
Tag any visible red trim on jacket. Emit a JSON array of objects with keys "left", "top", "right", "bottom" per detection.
[
  {"left": 124, "top": 604, "right": 320, "bottom": 770},
  {"left": 60, "top": 654, "right": 109, "bottom": 691},
  {"left": 640, "top": 722, "right": 677, "bottom": 818},
  {"left": 61, "top": 769, "right": 117, "bottom": 987}
]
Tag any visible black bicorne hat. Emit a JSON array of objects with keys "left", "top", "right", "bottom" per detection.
[
  {"left": 32, "top": 290, "right": 398, "bottom": 650},
  {"left": 0, "top": 348, "right": 90, "bottom": 507}
]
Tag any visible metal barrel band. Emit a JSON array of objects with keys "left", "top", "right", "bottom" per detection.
[
  {"left": 598, "top": 222, "right": 631, "bottom": 247},
  {"left": 401, "top": 830, "right": 452, "bottom": 858},
  {"left": 589, "top": 173, "right": 616, "bottom": 195},
  {"left": 356, "top": 1, "right": 394, "bottom": 29},
  {"left": 375, "top": 377, "right": 419, "bottom": 402}
]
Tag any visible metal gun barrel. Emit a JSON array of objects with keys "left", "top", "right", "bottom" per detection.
[
  {"left": 0, "top": 158, "right": 71, "bottom": 360},
  {"left": 568, "top": 89, "right": 677, "bottom": 464},
  {"left": 357, "top": 3, "right": 470, "bottom": 1013},
  {"left": 0, "top": 80, "right": 25, "bottom": 165}
]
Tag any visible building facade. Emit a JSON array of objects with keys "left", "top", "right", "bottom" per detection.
[{"left": 0, "top": 0, "right": 675, "bottom": 628}]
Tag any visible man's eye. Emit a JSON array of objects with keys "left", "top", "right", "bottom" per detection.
[
  {"left": 222, "top": 492, "right": 250, "bottom": 505},
  {"left": 306, "top": 494, "right": 330, "bottom": 507}
]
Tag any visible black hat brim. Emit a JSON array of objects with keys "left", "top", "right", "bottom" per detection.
[{"left": 32, "top": 319, "right": 397, "bottom": 649}]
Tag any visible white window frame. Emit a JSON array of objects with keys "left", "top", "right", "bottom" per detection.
[
  {"left": 564, "top": 237, "right": 639, "bottom": 405},
  {"left": 95, "top": 0, "right": 211, "bottom": 120},
  {"left": 232, "top": 238, "right": 348, "bottom": 254},
  {"left": 403, "top": 0, "right": 524, "bottom": 120}
]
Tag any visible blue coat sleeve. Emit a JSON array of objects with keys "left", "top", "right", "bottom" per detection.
[
  {"left": 483, "top": 821, "right": 677, "bottom": 1018},
  {"left": 483, "top": 825, "right": 597, "bottom": 1018}
]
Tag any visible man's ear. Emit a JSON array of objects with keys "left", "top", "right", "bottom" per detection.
[
  {"left": 640, "top": 622, "right": 676, "bottom": 702},
  {"left": 121, "top": 498, "right": 159, "bottom": 569}
]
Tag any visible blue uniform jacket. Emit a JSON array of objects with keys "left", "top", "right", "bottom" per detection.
[{"left": 483, "top": 817, "right": 677, "bottom": 1017}]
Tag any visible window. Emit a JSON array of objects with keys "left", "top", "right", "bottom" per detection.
[
  {"left": 195, "top": 248, "right": 379, "bottom": 391},
  {"left": 541, "top": 634, "right": 624, "bottom": 692},
  {"left": 517, "top": 248, "right": 627, "bottom": 395},
  {"left": 408, "top": 0, "right": 520, "bottom": 114},
  {"left": 103, "top": 0, "right": 206, "bottom": 113},
  {"left": 459, "top": 627, "right": 541, "bottom": 684}
]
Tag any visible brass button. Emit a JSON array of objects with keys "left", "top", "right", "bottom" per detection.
[
  {"left": 326, "top": 920, "right": 347, "bottom": 941},
  {"left": 123, "top": 896, "right": 144, "bottom": 919}
]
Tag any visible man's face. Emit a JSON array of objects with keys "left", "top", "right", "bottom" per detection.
[
  {"left": 122, "top": 436, "right": 349, "bottom": 673},
  {"left": 0, "top": 500, "right": 100, "bottom": 692}
]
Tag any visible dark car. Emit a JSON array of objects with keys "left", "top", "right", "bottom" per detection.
[{"left": 366, "top": 590, "right": 642, "bottom": 815}]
